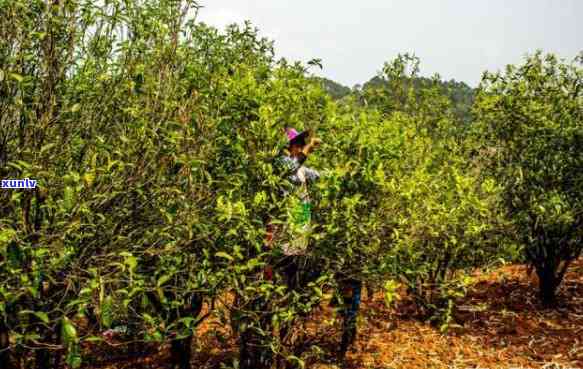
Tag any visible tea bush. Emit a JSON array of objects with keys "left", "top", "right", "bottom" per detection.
[{"left": 473, "top": 51, "right": 583, "bottom": 306}]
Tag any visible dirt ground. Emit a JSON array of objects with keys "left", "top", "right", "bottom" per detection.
[{"left": 84, "top": 258, "right": 583, "bottom": 369}]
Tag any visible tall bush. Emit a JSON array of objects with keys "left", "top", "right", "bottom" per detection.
[{"left": 473, "top": 52, "right": 583, "bottom": 306}]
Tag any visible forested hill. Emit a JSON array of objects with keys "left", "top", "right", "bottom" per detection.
[
  {"left": 316, "top": 74, "right": 476, "bottom": 122},
  {"left": 313, "top": 76, "right": 352, "bottom": 99},
  {"left": 363, "top": 75, "right": 475, "bottom": 121}
]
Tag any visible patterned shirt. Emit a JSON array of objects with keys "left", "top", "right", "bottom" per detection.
[{"left": 273, "top": 152, "right": 320, "bottom": 255}]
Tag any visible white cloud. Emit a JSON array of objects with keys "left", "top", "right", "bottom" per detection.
[
  {"left": 197, "top": 7, "right": 246, "bottom": 30},
  {"left": 193, "top": 0, "right": 582, "bottom": 87}
]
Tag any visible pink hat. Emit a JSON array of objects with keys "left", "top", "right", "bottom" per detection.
[
  {"left": 285, "top": 127, "right": 300, "bottom": 140},
  {"left": 284, "top": 127, "right": 310, "bottom": 146}
]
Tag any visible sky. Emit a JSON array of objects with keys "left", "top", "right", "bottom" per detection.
[{"left": 196, "top": 0, "right": 582, "bottom": 88}]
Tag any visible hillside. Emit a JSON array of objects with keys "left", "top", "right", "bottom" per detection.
[
  {"left": 1, "top": 2, "right": 580, "bottom": 369},
  {"left": 361, "top": 75, "right": 476, "bottom": 122},
  {"left": 315, "top": 74, "right": 476, "bottom": 122},
  {"left": 83, "top": 258, "right": 583, "bottom": 369},
  {"left": 314, "top": 77, "right": 353, "bottom": 100}
]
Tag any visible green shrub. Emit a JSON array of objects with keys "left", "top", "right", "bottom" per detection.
[{"left": 474, "top": 51, "right": 583, "bottom": 306}]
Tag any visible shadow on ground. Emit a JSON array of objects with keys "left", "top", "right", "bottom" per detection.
[{"left": 81, "top": 259, "right": 583, "bottom": 369}]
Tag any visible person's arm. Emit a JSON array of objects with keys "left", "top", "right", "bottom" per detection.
[{"left": 301, "top": 137, "right": 321, "bottom": 156}]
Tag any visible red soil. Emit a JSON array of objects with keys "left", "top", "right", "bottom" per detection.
[{"left": 86, "top": 258, "right": 583, "bottom": 369}]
